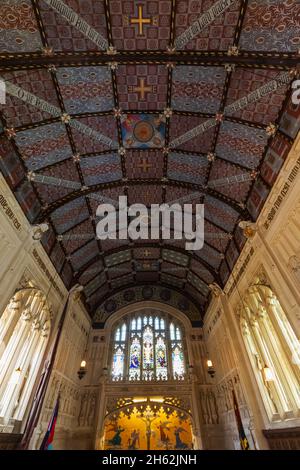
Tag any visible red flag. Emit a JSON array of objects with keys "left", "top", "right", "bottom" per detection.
[{"left": 39, "top": 396, "right": 60, "bottom": 450}]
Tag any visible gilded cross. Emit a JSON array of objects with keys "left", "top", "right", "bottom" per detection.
[
  {"left": 130, "top": 5, "right": 152, "bottom": 35},
  {"left": 137, "top": 158, "right": 153, "bottom": 172},
  {"left": 144, "top": 249, "right": 150, "bottom": 257},
  {"left": 130, "top": 78, "right": 153, "bottom": 100}
]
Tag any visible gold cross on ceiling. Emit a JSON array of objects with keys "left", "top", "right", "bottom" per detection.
[
  {"left": 137, "top": 157, "right": 153, "bottom": 172},
  {"left": 144, "top": 249, "right": 151, "bottom": 257},
  {"left": 130, "top": 78, "right": 154, "bottom": 100},
  {"left": 130, "top": 5, "right": 152, "bottom": 35}
]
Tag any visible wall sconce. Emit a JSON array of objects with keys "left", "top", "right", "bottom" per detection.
[
  {"left": 263, "top": 364, "right": 274, "bottom": 382},
  {"left": 207, "top": 359, "right": 215, "bottom": 378},
  {"left": 77, "top": 360, "right": 87, "bottom": 380}
]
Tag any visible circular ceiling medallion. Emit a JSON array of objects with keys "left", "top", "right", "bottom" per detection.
[
  {"left": 104, "top": 299, "right": 117, "bottom": 313},
  {"left": 178, "top": 298, "right": 189, "bottom": 311},
  {"left": 133, "top": 121, "right": 154, "bottom": 143},
  {"left": 160, "top": 289, "right": 171, "bottom": 301},
  {"left": 123, "top": 289, "right": 135, "bottom": 302},
  {"left": 142, "top": 286, "right": 154, "bottom": 300}
]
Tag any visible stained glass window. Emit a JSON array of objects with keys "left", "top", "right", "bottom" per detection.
[
  {"left": 112, "top": 346, "right": 125, "bottom": 379},
  {"left": 156, "top": 336, "right": 167, "bottom": 380},
  {"left": 129, "top": 337, "right": 141, "bottom": 380},
  {"left": 111, "top": 314, "right": 186, "bottom": 381},
  {"left": 121, "top": 324, "right": 126, "bottom": 341},
  {"left": 143, "top": 326, "right": 154, "bottom": 375},
  {"left": 172, "top": 345, "right": 185, "bottom": 377}
]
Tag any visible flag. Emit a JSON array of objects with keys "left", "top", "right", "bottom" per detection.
[
  {"left": 20, "top": 295, "right": 70, "bottom": 449},
  {"left": 232, "top": 389, "right": 250, "bottom": 450},
  {"left": 39, "top": 396, "right": 60, "bottom": 450}
]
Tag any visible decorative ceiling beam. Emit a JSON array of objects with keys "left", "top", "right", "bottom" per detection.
[
  {"left": 28, "top": 172, "right": 82, "bottom": 190},
  {"left": 0, "top": 51, "right": 297, "bottom": 70},
  {"left": 169, "top": 71, "right": 292, "bottom": 148},
  {"left": 88, "top": 193, "right": 119, "bottom": 208},
  {"left": 208, "top": 172, "right": 253, "bottom": 190},
  {"left": 174, "top": 0, "right": 236, "bottom": 50},
  {"left": 41, "top": 0, "right": 109, "bottom": 51},
  {"left": 36, "top": 179, "right": 246, "bottom": 220},
  {"left": 74, "top": 242, "right": 218, "bottom": 282},
  {"left": 1, "top": 78, "right": 118, "bottom": 149}
]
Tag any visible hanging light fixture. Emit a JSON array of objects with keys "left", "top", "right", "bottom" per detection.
[
  {"left": 207, "top": 359, "right": 215, "bottom": 378},
  {"left": 263, "top": 364, "right": 274, "bottom": 382},
  {"left": 77, "top": 360, "right": 87, "bottom": 380}
]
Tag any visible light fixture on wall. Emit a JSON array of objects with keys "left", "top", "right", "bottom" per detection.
[
  {"left": 77, "top": 360, "right": 87, "bottom": 380},
  {"left": 263, "top": 364, "right": 274, "bottom": 382},
  {"left": 207, "top": 359, "right": 215, "bottom": 378}
]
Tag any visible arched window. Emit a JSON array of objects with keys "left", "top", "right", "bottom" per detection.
[
  {"left": 239, "top": 278, "right": 300, "bottom": 422},
  {"left": 111, "top": 312, "right": 186, "bottom": 381},
  {"left": 0, "top": 287, "right": 51, "bottom": 428}
]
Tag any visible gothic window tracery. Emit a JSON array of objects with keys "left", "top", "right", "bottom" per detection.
[
  {"left": 111, "top": 312, "right": 186, "bottom": 381},
  {"left": 0, "top": 286, "right": 51, "bottom": 427},
  {"left": 239, "top": 279, "right": 300, "bottom": 422}
]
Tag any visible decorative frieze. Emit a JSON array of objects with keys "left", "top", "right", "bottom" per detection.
[
  {"left": 0, "top": 193, "right": 21, "bottom": 231},
  {"left": 32, "top": 249, "right": 65, "bottom": 300},
  {"left": 264, "top": 154, "right": 300, "bottom": 230}
]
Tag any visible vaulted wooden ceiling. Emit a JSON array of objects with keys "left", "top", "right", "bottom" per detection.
[{"left": 0, "top": 0, "right": 299, "bottom": 320}]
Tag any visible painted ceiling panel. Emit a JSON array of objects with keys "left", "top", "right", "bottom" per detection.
[
  {"left": 70, "top": 239, "right": 99, "bottom": 271},
  {"left": 78, "top": 260, "right": 104, "bottom": 285},
  {"left": 0, "top": 70, "right": 60, "bottom": 127},
  {"left": 196, "top": 243, "right": 223, "bottom": 270},
  {"left": 133, "top": 247, "right": 161, "bottom": 259},
  {"left": 0, "top": 0, "right": 298, "bottom": 319},
  {"left": 50, "top": 197, "right": 90, "bottom": 234},
  {"left": 169, "top": 115, "right": 215, "bottom": 153},
  {"left": 125, "top": 150, "right": 164, "bottom": 179},
  {"left": 189, "top": 259, "right": 215, "bottom": 285},
  {"left": 161, "top": 261, "right": 186, "bottom": 278},
  {"left": 116, "top": 64, "right": 168, "bottom": 111},
  {"left": 175, "top": 0, "right": 241, "bottom": 51},
  {"left": 225, "top": 68, "right": 288, "bottom": 125},
  {"left": 14, "top": 123, "right": 72, "bottom": 171},
  {"left": 204, "top": 195, "right": 240, "bottom": 232},
  {"left": 208, "top": 158, "right": 253, "bottom": 202},
  {"left": 108, "top": 261, "right": 132, "bottom": 279},
  {"left": 110, "top": 0, "right": 172, "bottom": 50},
  {"left": 39, "top": 0, "right": 108, "bottom": 51},
  {"left": 0, "top": 0, "right": 43, "bottom": 52},
  {"left": 160, "top": 273, "right": 184, "bottom": 289},
  {"left": 239, "top": 0, "right": 300, "bottom": 52},
  {"left": 172, "top": 66, "right": 226, "bottom": 113},
  {"left": 215, "top": 121, "right": 269, "bottom": 170},
  {"left": 34, "top": 159, "right": 81, "bottom": 204},
  {"left": 61, "top": 218, "right": 95, "bottom": 254},
  {"left": 56, "top": 66, "right": 114, "bottom": 114},
  {"left": 168, "top": 152, "right": 208, "bottom": 185},
  {"left": 80, "top": 153, "right": 122, "bottom": 185},
  {"left": 70, "top": 116, "right": 118, "bottom": 154}
]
